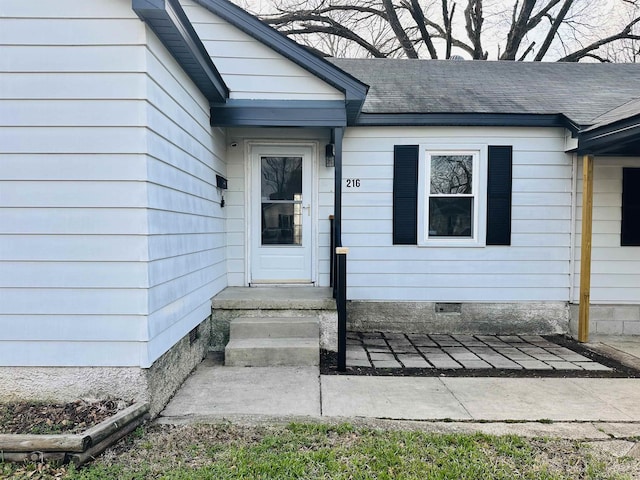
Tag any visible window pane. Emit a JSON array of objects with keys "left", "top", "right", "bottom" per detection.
[
  {"left": 430, "top": 155, "right": 473, "bottom": 194},
  {"left": 261, "top": 157, "right": 302, "bottom": 201},
  {"left": 261, "top": 203, "right": 302, "bottom": 245},
  {"left": 429, "top": 197, "right": 473, "bottom": 237}
]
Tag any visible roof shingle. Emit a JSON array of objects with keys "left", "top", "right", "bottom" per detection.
[{"left": 329, "top": 58, "right": 640, "bottom": 126}]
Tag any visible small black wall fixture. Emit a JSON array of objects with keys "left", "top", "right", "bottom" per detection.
[
  {"left": 325, "top": 143, "right": 336, "bottom": 168},
  {"left": 216, "top": 174, "right": 228, "bottom": 190}
]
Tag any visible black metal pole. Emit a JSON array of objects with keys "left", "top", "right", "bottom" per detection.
[
  {"left": 333, "top": 127, "right": 344, "bottom": 249},
  {"left": 336, "top": 249, "right": 347, "bottom": 372},
  {"left": 330, "top": 215, "right": 335, "bottom": 293}
]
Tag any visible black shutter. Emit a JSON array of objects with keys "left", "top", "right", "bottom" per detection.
[
  {"left": 393, "top": 145, "right": 419, "bottom": 245},
  {"left": 622, "top": 168, "right": 640, "bottom": 246},
  {"left": 486, "top": 145, "right": 512, "bottom": 246}
]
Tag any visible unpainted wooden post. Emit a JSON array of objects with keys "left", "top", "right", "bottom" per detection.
[{"left": 578, "top": 155, "right": 594, "bottom": 343}]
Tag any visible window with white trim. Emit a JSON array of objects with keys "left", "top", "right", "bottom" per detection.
[
  {"left": 422, "top": 150, "right": 482, "bottom": 244},
  {"left": 394, "top": 144, "right": 508, "bottom": 247}
]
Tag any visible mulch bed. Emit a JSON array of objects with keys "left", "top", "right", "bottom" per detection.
[
  {"left": 321, "top": 335, "right": 640, "bottom": 378},
  {"left": 0, "top": 399, "right": 130, "bottom": 435}
]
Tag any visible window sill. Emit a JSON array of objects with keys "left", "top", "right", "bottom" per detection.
[{"left": 418, "top": 238, "right": 485, "bottom": 248}]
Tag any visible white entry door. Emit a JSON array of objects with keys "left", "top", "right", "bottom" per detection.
[{"left": 250, "top": 145, "right": 313, "bottom": 283}]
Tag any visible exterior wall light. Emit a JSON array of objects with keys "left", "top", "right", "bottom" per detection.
[{"left": 325, "top": 143, "right": 335, "bottom": 167}]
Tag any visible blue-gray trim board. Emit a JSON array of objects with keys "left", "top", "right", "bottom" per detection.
[
  {"left": 191, "top": 0, "right": 368, "bottom": 124},
  {"left": 578, "top": 117, "right": 640, "bottom": 156},
  {"left": 210, "top": 100, "right": 347, "bottom": 127},
  {"left": 132, "top": 0, "right": 228, "bottom": 103},
  {"left": 356, "top": 113, "right": 579, "bottom": 133}
]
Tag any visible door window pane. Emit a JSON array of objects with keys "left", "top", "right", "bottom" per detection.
[
  {"left": 261, "top": 157, "right": 302, "bottom": 201},
  {"left": 260, "top": 156, "right": 303, "bottom": 245},
  {"left": 261, "top": 203, "right": 302, "bottom": 245}
]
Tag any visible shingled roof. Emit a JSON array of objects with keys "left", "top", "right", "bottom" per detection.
[
  {"left": 329, "top": 58, "right": 640, "bottom": 127},
  {"left": 586, "top": 97, "right": 640, "bottom": 131}
]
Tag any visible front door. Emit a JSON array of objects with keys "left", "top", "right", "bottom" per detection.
[{"left": 250, "top": 145, "right": 313, "bottom": 283}]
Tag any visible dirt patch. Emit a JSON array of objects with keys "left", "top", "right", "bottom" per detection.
[{"left": 0, "top": 399, "right": 130, "bottom": 435}]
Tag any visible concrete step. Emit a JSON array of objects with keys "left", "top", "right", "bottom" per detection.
[
  {"left": 225, "top": 337, "right": 319, "bottom": 366},
  {"left": 230, "top": 316, "right": 319, "bottom": 340}
]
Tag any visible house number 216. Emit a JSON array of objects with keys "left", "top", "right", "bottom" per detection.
[{"left": 346, "top": 179, "right": 361, "bottom": 188}]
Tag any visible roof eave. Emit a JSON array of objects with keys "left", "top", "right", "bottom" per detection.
[
  {"left": 132, "top": 0, "right": 229, "bottom": 103},
  {"left": 354, "top": 112, "right": 580, "bottom": 132},
  {"left": 577, "top": 115, "right": 640, "bottom": 156}
]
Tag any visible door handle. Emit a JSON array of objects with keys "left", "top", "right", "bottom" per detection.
[{"left": 302, "top": 204, "right": 310, "bottom": 216}]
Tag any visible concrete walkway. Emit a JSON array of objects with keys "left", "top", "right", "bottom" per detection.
[{"left": 159, "top": 337, "right": 640, "bottom": 439}]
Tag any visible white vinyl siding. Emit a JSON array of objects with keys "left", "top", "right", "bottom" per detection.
[
  {"left": 179, "top": 0, "right": 344, "bottom": 101},
  {"left": 342, "top": 126, "right": 573, "bottom": 302},
  {"left": 0, "top": 0, "right": 230, "bottom": 367},
  {"left": 0, "top": 0, "right": 149, "bottom": 366},
  {"left": 574, "top": 157, "right": 640, "bottom": 304},
  {"left": 143, "top": 32, "right": 228, "bottom": 366}
]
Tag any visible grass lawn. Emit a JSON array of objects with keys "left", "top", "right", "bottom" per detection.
[{"left": 2, "top": 422, "right": 639, "bottom": 479}]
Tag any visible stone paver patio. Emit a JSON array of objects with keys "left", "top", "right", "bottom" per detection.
[{"left": 347, "top": 333, "right": 612, "bottom": 371}]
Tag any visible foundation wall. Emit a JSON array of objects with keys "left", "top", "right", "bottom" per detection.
[
  {"left": 348, "top": 301, "right": 570, "bottom": 335},
  {"left": 570, "top": 304, "right": 640, "bottom": 337}
]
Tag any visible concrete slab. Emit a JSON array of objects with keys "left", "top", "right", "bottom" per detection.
[
  {"left": 335, "top": 419, "right": 613, "bottom": 440},
  {"left": 161, "top": 360, "right": 320, "bottom": 419},
  {"left": 441, "top": 378, "right": 637, "bottom": 422},
  {"left": 348, "top": 359, "right": 371, "bottom": 367},
  {"left": 600, "top": 423, "right": 640, "bottom": 439},
  {"left": 594, "top": 336, "right": 640, "bottom": 358},
  {"left": 587, "top": 337, "right": 640, "bottom": 371},
  {"left": 160, "top": 335, "right": 640, "bottom": 428},
  {"left": 212, "top": 286, "right": 335, "bottom": 310},
  {"left": 456, "top": 422, "right": 611, "bottom": 440},
  {"left": 372, "top": 360, "right": 401, "bottom": 368},
  {"left": 570, "top": 378, "right": 640, "bottom": 418},
  {"left": 321, "top": 376, "right": 472, "bottom": 420}
]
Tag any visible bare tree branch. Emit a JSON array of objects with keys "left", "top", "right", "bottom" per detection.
[
  {"left": 518, "top": 41, "right": 536, "bottom": 60},
  {"left": 558, "top": 16, "right": 640, "bottom": 61},
  {"left": 501, "top": 0, "right": 537, "bottom": 60},
  {"left": 534, "top": 0, "right": 575, "bottom": 60},
  {"left": 464, "top": 0, "right": 486, "bottom": 59},
  {"left": 404, "top": 0, "right": 438, "bottom": 58},
  {"left": 256, "top": 0, "right": 640, "bottom": 62},
  {"left": 526, "top": 0, "right": 562, "bottom": 31},
  {"left": 442, "top": 0, "right": 456, "bottom": 58},
  {"left": 284, "top": 25, "right": 388, "bottom": 57},
  {"left": 382, "top": 0, "right": 419, "bottom": 57},
  {"left": 582, "top": 53, "right": 612, "bottom": 62}
]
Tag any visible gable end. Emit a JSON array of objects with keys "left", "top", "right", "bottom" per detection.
[{"left": 191, "top": 0, "right": 368, "bottom": 123}]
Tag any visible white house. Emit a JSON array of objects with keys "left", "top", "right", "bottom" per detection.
[{"left": 1, "top": 0, "right": 639, "bottom": 413}]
